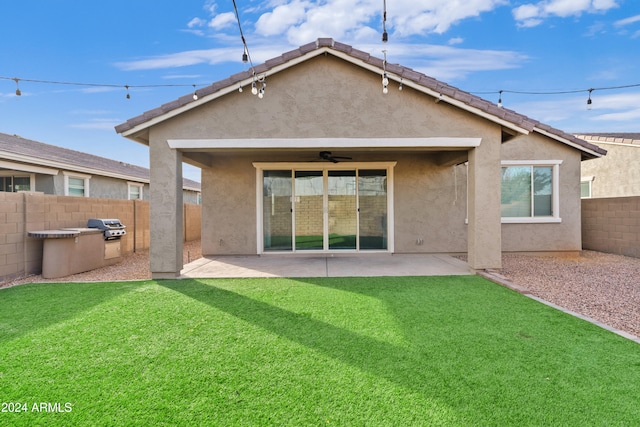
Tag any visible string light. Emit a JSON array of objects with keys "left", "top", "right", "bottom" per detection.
[
  {"left": 2, "top": 75, "right": 639, "bottom": 107},
  {"left": 382, "top": 50, "right": 389, "bottom": 94},
  {"left": 232, "top": 0, "right": 254, "bottom": 74},
  {"left": 399, "top": 79, "right": 403, "bottom": 91},
  {"left": 13, "top": 78, "right": 21, "bottom": 96},
  {"left": 192, "top": 84, "right": 198, "bottom": 101}
]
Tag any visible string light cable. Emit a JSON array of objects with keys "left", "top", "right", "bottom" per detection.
[
  {"left": 472, "top": 83, "right": 640, "bottom": 109},
  {"left": 1, "top": 76, "right": 206, "bottom": 99},
  {"left": 231, "top": 0, "right": 267, "bottom": 98},
  {"left": 3, "top": 76, "right": 639, "bottom": 105}
]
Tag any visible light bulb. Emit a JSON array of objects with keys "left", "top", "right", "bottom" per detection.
[
  {"left": 398, "top": 82, "right": 403, "bottom": 91},
  {"left": 251, "top": 82, "right": 258, "bottom": 95},
  {"left": 382, "top": 73, "right": 389, "bottom": 86},
  {"left": 193, "top": 93, "right": 198, "bottom": 101},
  {"left": 258, "top": 88, "right": 264, "bottom": 99},
  {"left": 383, "top": 85, "right": 389, "bottom": 95},
  {"left": 238, "top": 85, "right": 243, "bottom": 93}
]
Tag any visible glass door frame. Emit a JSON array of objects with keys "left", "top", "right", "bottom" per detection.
[{"left": 254, "top": 161, "right": 396, "bottom": 254}]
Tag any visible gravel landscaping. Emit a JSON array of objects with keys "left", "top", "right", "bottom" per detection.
[{"left": 2, "top": 243, "right": 638, "bottom": 338}]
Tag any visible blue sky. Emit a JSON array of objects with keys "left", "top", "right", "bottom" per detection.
[{"left": 2, "top": 0, "right": 639, "bottom": 182}]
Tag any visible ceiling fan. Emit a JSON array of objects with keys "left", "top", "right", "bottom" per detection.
[{"left": 318, "top": 151, "right": 352, "bottom": 163}]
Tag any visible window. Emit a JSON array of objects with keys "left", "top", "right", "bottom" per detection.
[
  {"left": 128, "top": 183, "right": 143, "bottom": 200},
  {"left": 63, "top": 172, "right": 90, "bottom": 197},
  {"left": 1, "top": 175, "right": 31, "bottom": 192},
  {"left": 501, "top": 161, "right": 561, "bottom": 223},
  {"left": 581, "top": 176, "right": 594, "bottom": 199}
]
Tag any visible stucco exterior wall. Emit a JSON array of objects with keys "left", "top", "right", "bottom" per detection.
[
  {"left": 148, "top": 55, "right": 505, "bottom": 258},
  {"left": 141, "top": 52, "right": 585, "bottom": 265},
  {"left": 501, "top": 134, "right": 583, "bottom": 252},
  {"left": 580, "top": 142, "right": 640, "bottom": 198}
]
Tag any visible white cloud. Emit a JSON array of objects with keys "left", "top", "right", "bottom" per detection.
[
  {"left": 448, "top": 37, "right": 464, "bottom": 45},
  {"left": 253, "top": 0, "right": 509, "bottom": 43},
  {"left": 115, "top": 48, "right": 239, "bottom": 70},
  {"left": 209, "top": 12, "right": 237, "bottom": 30},
  {"left": 255, "top": 0, "right": 311, "bottom": 36},
  {"left": 69, "top": 118, "right": 122, "bottom": 130},
  {"left": 513, "top": 0, "right": 619, "bottom": 27},
  {"left": 188, "top": 17, "right": 207, "bottom": 28},
  {"left": 358, "top": 43, "right": 528, "bottom": 81},
  {"left": 386, "top": 0, "right": 508, "bottom": 36},
  {"left": 614, "top": 14, "right": 640, "bottom": 26}
]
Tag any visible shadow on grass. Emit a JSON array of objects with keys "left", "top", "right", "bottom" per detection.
[
  {"left": 160, "top": 277, "right": 640, "bottom": 424},
  {"left": 160, "top": 278, "right": 462, "bottom": 420},
  {"left": 0, "top": 281, "right": 146, "bottom": 344}
]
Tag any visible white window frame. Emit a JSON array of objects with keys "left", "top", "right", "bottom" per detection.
[
  {"left": 501, "top": 160, "right": 562, "bottom": 224},
  {"left": 0, "top": 172, "right": 35, "bottom": 192},
  {"left": 253, "top": 162, "right": 396, "bottom": 255},
  {"left": 127, "top": 182, "right": 144, "bottom": 200},
  {"left": 580, "top": 176, "right": 594, "bottom": 199},
  {"left": 63, "top": 172, "right": 91, "bottom": 197}
]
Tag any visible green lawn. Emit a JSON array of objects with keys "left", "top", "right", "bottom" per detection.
[{"left": 1, "top": 276, "right": 639, "bottom": 426}]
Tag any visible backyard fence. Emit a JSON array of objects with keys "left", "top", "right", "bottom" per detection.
[
  {"left": 0, "top": 191, "right": 201, "bottom": 282},
  {"left": 582, "top": 196, "right": 640, "bottom": 258}
]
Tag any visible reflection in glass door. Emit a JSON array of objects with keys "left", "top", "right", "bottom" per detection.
[
  {"left": 263, "top": 171, "right": 292, "bottom": 251},
  {"left": 294, "top": 171, "right": 324, "bottom": 250},
  {"left": 328, "top": 170, "right": 357, "bottom": 250},
  {"left": 261, "top": 168, "right": 389, "bottom": 252},
  {"left": 358, "top": 170, "right": 387, "bottom": 250}
]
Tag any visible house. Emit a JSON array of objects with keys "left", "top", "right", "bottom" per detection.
[
  {"left": 0, "top": 132, "right": 201, "bottom": 202},
  {"left": 116, "top": 38, "right": 605, "bottom": 278},
  {"left": 575, "top": 133, "right": 639, "bottom": 198}
]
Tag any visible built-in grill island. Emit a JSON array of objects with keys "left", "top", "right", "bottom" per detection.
[{"left": 28, "top": 218, "right": 127, "bottom": 279}]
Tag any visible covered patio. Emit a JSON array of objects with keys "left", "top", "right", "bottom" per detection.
[{"left": 180, "top": 253, "right": 472, "bottom": 278}]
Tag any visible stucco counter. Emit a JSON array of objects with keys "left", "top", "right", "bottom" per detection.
[{"left": 28, "top": 228, "right": 121, "bottom": 279}]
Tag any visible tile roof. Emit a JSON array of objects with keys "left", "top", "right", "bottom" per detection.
[
  {"left": 116, "top": 38, "right": 606, "bottom": 159},
  {"left": 575, "top": 133, "right": 640, "bottom": 146},
  {"left": 0, "top": 132, "right": 201, "bottom": 190}
]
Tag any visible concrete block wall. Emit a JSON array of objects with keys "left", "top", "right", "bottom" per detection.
[
  {"left": 0, "top": 192, "right": 201, "bottom": 282},
  {"left": 582, "top": 196, "right": 640, "bottom": 258}
]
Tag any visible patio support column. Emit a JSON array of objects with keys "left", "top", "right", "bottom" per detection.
[
  {"left": 149, "top": 135, "right": 184, "bottom": 278},
  {"left": 467, "top": 142, "right": 502, "bottom": 270}
]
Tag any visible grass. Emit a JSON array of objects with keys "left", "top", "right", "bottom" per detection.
[
  {"left": 266, "top": 234, "right": 387, "bottom": 250},
  {"left": 1, "top": 276, "right": 639, "bottom": 426}
]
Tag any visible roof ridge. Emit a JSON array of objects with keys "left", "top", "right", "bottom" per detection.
[
  {"left": 575, "top": 134, "right": 640, "bottom": 146},
  {"left": 115, "top": 38, "right": 605, "bottom": 158}
]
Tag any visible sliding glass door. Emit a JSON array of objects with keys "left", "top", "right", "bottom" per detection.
[
  {"left": 328, "top": 170, "right": 357, "bottom": 250},
  {"left": 294, "top": 171, "right": 324, "bottom": 250},
  {"left": 261, "top": 167, "right": 389, "bottom": 252}
]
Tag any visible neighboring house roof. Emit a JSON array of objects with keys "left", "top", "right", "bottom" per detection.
[
  {"left": 574, "top": 133, "right": 640, "bottom": 146},
  {"left": 0, "top": 132, "right": 201, "bottom": 191},
  {"left": 116, "top": 38, "right": 606, "bottom": 160}
]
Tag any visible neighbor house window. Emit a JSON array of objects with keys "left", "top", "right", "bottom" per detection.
[
  {"left": 128, "top": 182, "right": 144, "bottom": 200},
  {"left": 581, "top": 176, "right": 594, "bottom": 199},
  {"left": 63, "top": 172, "right": 90, "bottom": 197},
  {"left": 501, "top": 161, "right": 561, "bottom": 223},
  {"left": 1, "top": 175, "right": 32, "bottom": 192}
]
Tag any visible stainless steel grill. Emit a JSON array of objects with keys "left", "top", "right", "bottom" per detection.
[{"left": 87, "top": 218, "right": 127, "bottom": 240}]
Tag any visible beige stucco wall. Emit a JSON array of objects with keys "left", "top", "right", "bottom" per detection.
[
  {"left": 501, "top": 134, "right": 583, "bottom": 252},
  {"left": 148, "top": 55, "right": 502, "bottom": 258},
  {"left": 580, "top": 142, "right": 640, "bottom": 198},
  {"left": 142, "top": 53, "right": 585, "bottom": 267}
]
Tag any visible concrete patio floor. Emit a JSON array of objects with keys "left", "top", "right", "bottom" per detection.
[{"left": 179, "top": 254, "right": 473, "bottom": 278}]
